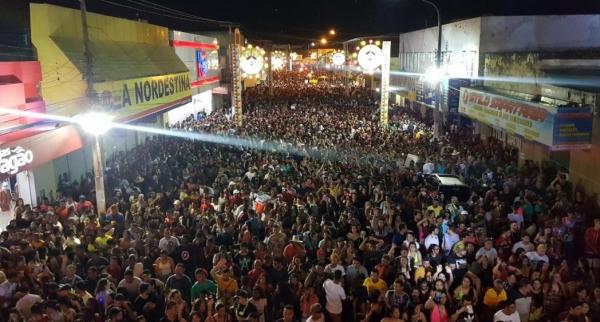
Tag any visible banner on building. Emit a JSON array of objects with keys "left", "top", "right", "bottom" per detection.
[
  {"left": 459, "top": 88, "right": 592, "bottom": 150},
  {"left": 379, "top": 41, "right": 391, "bottom": 126},
  {"left": 94, "top": 71, "right": 192, "bottom": 121}
]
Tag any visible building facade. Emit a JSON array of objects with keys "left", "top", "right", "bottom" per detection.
[{"left": 395, "top": 15, "right": 600, "bottom": 197}]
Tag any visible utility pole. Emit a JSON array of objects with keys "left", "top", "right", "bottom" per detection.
[
  {"left": 343, "top": 42, "right": 349, "bottom": 95},
  {"left": 421, "top": 0, "right": 443, "bottom": 138},
  {"left": 268, "top": 45, "right": 273, "bottom": 96},
  {"left": 79, "top": 0, "right": 95, "bottom": 103}
]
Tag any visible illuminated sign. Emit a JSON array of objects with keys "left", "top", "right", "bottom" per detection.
[
  {"left": 358, "top": 44, "right": 382, "bottom": 71},
  {"left": 240, "top": 47, "right": 265, "bottom": 75},
  {"left": 332, "top": 52, "right": 345, "bottom": 66},
  {"left": 196, "top": 50, "right": 208, "bottom": 77},
  {"left": 0, "top": 146, "right": 34, "bottom": 175},
  {"left": 271, "top": 51, "right": 286, "bottom": 70}
]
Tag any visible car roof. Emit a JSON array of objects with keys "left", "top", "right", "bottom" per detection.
[{"left": 434, "top": 174, "right": 467, "bottom": 186}]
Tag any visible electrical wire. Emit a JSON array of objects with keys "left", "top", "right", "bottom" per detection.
[{"left": 125, "top": 0, "right": 235, "bottom": 25}]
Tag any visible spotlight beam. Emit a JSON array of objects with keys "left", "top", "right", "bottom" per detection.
[{"left": 0, "top": 107, "right": 402, "bottom": 166}]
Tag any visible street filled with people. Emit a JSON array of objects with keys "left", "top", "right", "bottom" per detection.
[{"left": 1, "top": 70, "right": 600, "bottom": 322}]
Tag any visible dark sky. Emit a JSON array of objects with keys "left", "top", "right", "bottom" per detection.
[{"left": 5, "top": 0, "right": 600, "bottom": 44}]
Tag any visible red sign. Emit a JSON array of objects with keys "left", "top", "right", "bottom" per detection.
[
  {"left": 0, "top": 126, "right": 84, "bottom": 179},
  {"left": 0, "top": 61, "right": 46, "bottom": 131}
]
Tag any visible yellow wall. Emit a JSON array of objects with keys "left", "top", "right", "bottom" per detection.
[
  {"left": 569, "top": 117, "right": 600, "bottom": 200},
  {"left": 30, "top": 3, "right": 172, "bottom": 117}
]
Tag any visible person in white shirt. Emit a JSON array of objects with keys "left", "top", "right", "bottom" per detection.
[
  {"left": 323, "top": 270, "right": 346, "bottom": 322},
  {"left": 512, "top": 234, "right": 535, "bottom": 254},
  {"left": 423, "top": 160, "right": 435, "bottom": 175},
  {"left": 424, "top": 227, "right": 440, "bottom": 250},
  {"left": 158, "top": 228, "right": 180, "bottom": 255},
  {"left": 493, "top": 300, "right": 521, "bottom": 322},
  {"left": 525, "top": 244, "right": 549, "bottom": 268}
]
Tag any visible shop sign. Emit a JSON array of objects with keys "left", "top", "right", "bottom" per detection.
[
  {"left": 94, "top": 71, "right": 192, "bottom": 120},
  {"left": 0, "top": 146, "right": 34, "bottom": 175},
  {"left": 459, "top": 88, "right": 592, "bottom": 150}
]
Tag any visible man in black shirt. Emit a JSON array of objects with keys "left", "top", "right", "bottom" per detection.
[
  {"left": 134, "top": 283, "right": 160, "bottom": 322},
  {"left": 275, "top": 305, "right": 298, "bottom": 322},
  {"left": 165, "top": 264, "right": 192, "bottom": 302},
  {"left": 233, "top": 290, "right": 258, "bottom": 322}
]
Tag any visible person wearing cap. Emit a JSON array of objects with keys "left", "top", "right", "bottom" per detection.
[
  {"left": 233, "top": 290, "right": 258, "bottom": 322},
  {"left": 76, "top": 195, "right": 94, "bottom": 214}
]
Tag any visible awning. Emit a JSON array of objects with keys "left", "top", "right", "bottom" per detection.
[
  {"left": 0, "top": 125, "right": 84, "bottom": 179},
  {"left": 50, "top": 36, "right": 188, "bottom": 82}
]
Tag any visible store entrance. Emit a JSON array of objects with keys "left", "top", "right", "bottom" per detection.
[{"left": 0, "top": 170, "right": 36, "bottom": 231}]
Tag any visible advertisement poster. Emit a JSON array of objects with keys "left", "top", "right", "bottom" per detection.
[{"left": 459, "top": 88, "right": 592, "bottom": 150}]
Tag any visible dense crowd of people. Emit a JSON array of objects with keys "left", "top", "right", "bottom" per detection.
[{"left": 1, "top": 70, "right": 600, "bottom": 322}]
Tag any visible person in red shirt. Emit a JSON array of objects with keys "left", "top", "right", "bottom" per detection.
[
  {"left": 584, "top": 218, "right": 600, "bottom": 270},
  {"left": 283, "top": 236, "right": 306, "bottom": 264},
  {"left": 55, "top": 200, "right": 69, "bottom": 221},
  {"left": 76, "top": 195, "right": 93, "bottom": 214},
  {"left": 247, "top": 259, "right": 267, "bottom": 286}
]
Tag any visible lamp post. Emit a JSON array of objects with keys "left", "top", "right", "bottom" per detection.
[
  {"left": 420, "top": 0, "right": 443, "bottom": 138},
  {"left": 75, "top": 112, "right": 113, "bottom": 214}
]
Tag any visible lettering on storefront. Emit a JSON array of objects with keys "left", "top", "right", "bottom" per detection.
[
  {"left": 462, "top": 90, "right": 549, "bottom": 122},
  {"left": 0, "top": 146, "right": 34, "bottom": 175},
  {"left": 122, "top": 74, "right": 191, "bottom": 107}
]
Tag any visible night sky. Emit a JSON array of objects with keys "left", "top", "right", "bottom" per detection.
[{"left": 4, "top": 0, "right": 600, "bottom": 44}]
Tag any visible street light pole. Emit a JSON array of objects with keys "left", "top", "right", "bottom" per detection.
[
  {"left": 75, "top": 112, "right": 113, "bottom": 215},
  {"left": 91, "top": 136, "right": 106, "bottom": 214},
  {"left": 421, "top": 0, "right": 443, "bottom": 137}
]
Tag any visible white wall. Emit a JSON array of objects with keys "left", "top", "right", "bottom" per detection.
[
  {"left": 166, "top": 90, "right": 213, "bottom": 125},
  {"left": 33, "top": 161, "right": 55, "bottom": 200},
  {"left": 398, "top": 18, "right": 481, "bottom": 76},
  {"left": 480, "top": 15, "right": 600, "bottom": 53},
  {"left": 16, "top": 170, "right": 37, "bottom": 206}
]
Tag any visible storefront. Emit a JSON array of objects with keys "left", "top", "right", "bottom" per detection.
[
  {"left": 29, "top": 3, "right": 192, "bottom": 199},
  {"left": 458, "top": 87, "right": 593, "bottom": 165},
  {"left": 167, "top": 31, "right": 221, "bottom": 126},
  {"left": 0, "top": 60, "right": 85, "bottom": 209}
]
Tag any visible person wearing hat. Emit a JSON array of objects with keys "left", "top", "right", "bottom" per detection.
[
  {"left": 233, "top": 290, "right": 258, "bottom": 322},
  {"left": 283, "top": 235, "right": 306, "bottom": 264},
  {"left": 76, "top": 195, "right": 94, "bottom": 214}
]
